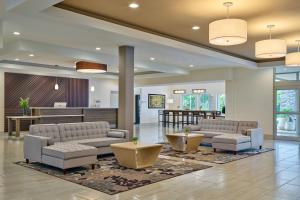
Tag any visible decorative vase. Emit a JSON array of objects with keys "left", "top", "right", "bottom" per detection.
[
  {"left": 22, "top": 108, "right": 28, "bottom": 116},
  {"left": 133, "top": 140, "right": 138, "bottom": 145}
]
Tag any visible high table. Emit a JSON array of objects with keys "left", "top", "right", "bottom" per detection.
[{"left": 7, "top": 116, "right": 41, "bottom": 137}]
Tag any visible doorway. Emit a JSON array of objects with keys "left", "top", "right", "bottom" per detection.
[{"left": 135, "top": 95, "right": 141, "bottom": 124}]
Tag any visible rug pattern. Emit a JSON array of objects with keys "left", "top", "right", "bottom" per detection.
[
  {"left": 16, "top": 157, "right": 211, "bottom": 195},
  {"left": 160, "top": 145, "right": 274, "bottom": 164}
]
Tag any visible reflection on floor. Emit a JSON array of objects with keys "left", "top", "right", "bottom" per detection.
[{"left": 1, "top": 124, "right": 300, "bottom": 200}]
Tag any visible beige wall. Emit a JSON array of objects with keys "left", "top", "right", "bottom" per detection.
[{"left": 225, "top": 68, "right": 274, "bottom": 135}]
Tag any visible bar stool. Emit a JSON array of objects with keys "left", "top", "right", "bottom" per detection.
[
  {"left": 191, "top": 111, "right": 201, "bottom": 124},
  {"left": 172, "top": 111, "right": 180, "bottom": 128},
  {"left": 181, "top": 111, "right": 191, "bottom": 126},
  {"left": 163, "top": 110, "right": 171, "bottom": 127}
]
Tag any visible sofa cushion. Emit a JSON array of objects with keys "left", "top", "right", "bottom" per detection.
[
  {"left": 30, "top": 124, "right": 61, "bottom": 143},
  {"left": 107, "top": 131, "right": 125, "bottom": 138},
  {"left": 58, "top": 121, "right": 110, "bottom": 142},
  {"left": 212, "top": 134, "right": 251, "bottom": 144},
  {"left": 42, "top": 143, "right": 97, "bottom": 160},
  {"left": 193, "top": 131, "right": 225, "bottom": 138},
  {"left": 237, "top": 121, "right": 258, "bottom": 134},
  {"left": 76, "top": 137, "right": 127, "bottom": 148},
  {"left": 198, "top": 119, "right": 238, "bottom": 133}
]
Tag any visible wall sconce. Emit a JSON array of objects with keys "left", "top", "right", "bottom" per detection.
[
  {"left": 173, "top": 89, "right": 186, "bottom": 94},
  {"left": 90, "top": 86, "right": 95, "bottom": 92},
  {"left": 192, "top": 89, "right": 206, "bottom": 94}
]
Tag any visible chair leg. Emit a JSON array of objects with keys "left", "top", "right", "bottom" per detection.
[
  {"left": 26, "top": 159, "right": 29, "bottom": 164},
  {"left": 213, "top": 148, "right": 216, "bottom": 152},
  {"left": 91, "top": 164, "right": 95, "bottom": 170},
  {"left": 234, "top": 151, "right": 237, "bottom": 155},
  {"left": 259, "top": 145, "right": 262, "bottom": 149},
  {"left": 63, "top": 169, "right": 67, "bottom": 175}
]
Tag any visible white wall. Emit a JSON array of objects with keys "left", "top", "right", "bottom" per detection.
[
  {"left": 135, "top": 86, "right": 170, "bottom": 124},
  {"left": 226, "top": 68, "right": 274, "bottom": 136},
  {"left": 89, "top": 78, "right": 118, "bottom": 108},
  {"left": 167, "top": 82, "right": 225, "bottom": 110},
  {"left": 136, "top": 82, "right": 225, "bottom": 124}
]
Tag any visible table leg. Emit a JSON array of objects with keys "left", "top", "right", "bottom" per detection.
[
  {"left": 15, "top": 119, "right": 21, "bottom": 137},
  {"left": 8, "top": 119, "right": 13, "bottom": 136}
]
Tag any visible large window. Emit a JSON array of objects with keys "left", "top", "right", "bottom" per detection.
[
  {"left": 182, "top": 94, "right": 197, "bottom": 110},
  {"left": 199, "top": 93, "right": 210, "bottom": 110},
  {"left": 217, "top": 94, "right": 225, "bottom": 111}
]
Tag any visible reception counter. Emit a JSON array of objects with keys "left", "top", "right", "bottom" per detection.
[{"left": 30, "top": 107, "right": 118, "bottom": 127}]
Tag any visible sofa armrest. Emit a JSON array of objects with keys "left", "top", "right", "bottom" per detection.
[
  {"left": 109, "top": 129, "right": 129, "bottom": 140},
  {"left": 247, "top": 128, "right": 264, "bottom": 148},
  {"left": 24, "top": 135, "right": 52, "bottom": 162},
  {"left": 184, "top": 125, "right": 201, "bottom": 132}
]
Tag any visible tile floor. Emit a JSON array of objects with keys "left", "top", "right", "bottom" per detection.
[{"left": 0, "top": 124, "right": 300, "bottom": 200}]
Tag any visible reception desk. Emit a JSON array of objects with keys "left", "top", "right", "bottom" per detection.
[{"left": 30, "top": 107, "right": 118, "bottom": 127}]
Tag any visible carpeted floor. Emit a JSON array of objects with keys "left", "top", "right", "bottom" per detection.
[
  {"left": 160, "top": 145, "right": 274, "bottom": 164},
  {"left": 16, "top": 156, "right": 211, "bottom": 195}
]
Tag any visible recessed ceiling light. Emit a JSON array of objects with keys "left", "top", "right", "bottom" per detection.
[
  {"left": 14, "top": 58, "right": 19, "bottom": 61},
  {"left": 29, "top": 54, "right": 34, "bottom": 57},
  {"left": 150, "top": 57, "right": 155, "bottom": 61},
  {"left": 13, "top": 31, "right": 20, "bottom": 35},
  {"left": 129, "top": 2, "right": 139, "bottom": 8},
  {"left": 96, "top": 47, "right": 101, "bottom": 51},
  {"left": 189, "top": 64, "right": 194, "bottom": 67},
  {"left": 192, "top": 26, "right": 200, "bottom": 30}
]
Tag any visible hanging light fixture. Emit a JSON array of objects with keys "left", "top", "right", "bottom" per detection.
[
  {"left": 76, "top": 61, "right": 107, "bottom": 73},
  {"left": 255, "top": 25, "right": 286, "bottom": 58},
  {"left": 286, "top": 40, "right": 300, "bottom": 67},
  {"left": 209, "top": 2, "right": 247, "bottom": 46},
  {"left": 54, "top": 77, "right": 59, "bottom": 90}
]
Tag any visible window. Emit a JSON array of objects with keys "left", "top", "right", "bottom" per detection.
[
  {"left": 182, "top": 94, "right": 196, "bottom": 110},
  {"left": 199, "top": 93, "right": 210, "bottom": 110},
  {"left": 217, "top": 94, "right": 225, "bottom": 111}
]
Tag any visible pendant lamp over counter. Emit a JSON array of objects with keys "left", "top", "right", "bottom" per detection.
[
  {"left": 286, "top": 40, "right": 300, "bottom": 67},
  {"left": 76, "top": 61, "right": 107, "bottom": 73},
  {"left": 255, "top": 25, "right": 287, "bottom": 58},
  {"left": 209, "top": 2, "right": 247, "bottom": 46}
]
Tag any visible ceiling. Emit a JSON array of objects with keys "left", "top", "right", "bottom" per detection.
[
  {"left": 0, "top": 0, "right": 258, "bottom": 79},
  {"left": 57, "top": 0, "right": 300, "bottom": 61}
]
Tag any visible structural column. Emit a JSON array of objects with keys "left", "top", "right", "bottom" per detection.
[{"left": 118, "top": 46, "right": 134, "bottom": 140}]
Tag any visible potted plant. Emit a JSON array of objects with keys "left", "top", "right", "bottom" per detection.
[
  {"left": 183, "top": 127, "right": 190, "bottom": 136},
  {"left": 19, "top": 97, "right": 30, "bottom": 116},
  {"left": 132, "top": 136, "right": 138, "bottom": 145}
]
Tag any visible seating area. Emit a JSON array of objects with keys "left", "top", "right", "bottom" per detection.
[{"left": 1, "top": 1, "right": 300, "bottom": 199}]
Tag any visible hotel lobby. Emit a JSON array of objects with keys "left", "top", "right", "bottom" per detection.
[{"left": 1, "top": 0, "right": 300, "bottom": 199}]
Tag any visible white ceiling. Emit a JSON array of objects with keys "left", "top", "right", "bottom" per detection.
[{"left": 0, "top": 0, "right": 269, "bottom": 79}]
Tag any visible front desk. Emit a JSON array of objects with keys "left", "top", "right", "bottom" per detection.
[{"left": 30, "top": 107, "right": 118, "bottom": 128}]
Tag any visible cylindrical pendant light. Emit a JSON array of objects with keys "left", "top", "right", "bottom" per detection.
[
  {"left": 54, "top": 77, "right": 59, "bottom": 90},
  {"left": 255, "top": 25, "right": 287, "bottom": 58},
  {"left": 76, "top": 61, "right": 107, "bottom": 73},
  {"left": 286, "top": 40, "right": 300, "bottom": 67},
  {"left": 209, "top": 2, "right": 247, "bottom": 46}
]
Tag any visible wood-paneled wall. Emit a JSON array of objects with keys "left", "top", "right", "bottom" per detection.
[{"left": 4, "top": 72, "right": 89, "bottom": 131}]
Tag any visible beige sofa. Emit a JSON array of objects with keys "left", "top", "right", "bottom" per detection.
[
  {"left": 185, "top": 119, "right": 264, "bottom": 153},
  {"left": 24, "top": 121, "right": 129, "bottom": 170}
]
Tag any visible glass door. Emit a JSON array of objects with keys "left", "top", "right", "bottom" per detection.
[{"left": 275, "top": 88, "right": 300, "bottom": 140}]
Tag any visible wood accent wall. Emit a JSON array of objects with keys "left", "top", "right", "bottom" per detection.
[{"left": 4, "top": 72, "right": 89, "bottom": 131}]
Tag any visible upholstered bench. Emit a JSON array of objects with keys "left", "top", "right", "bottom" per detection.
[
  {"left": 42, "top": 143, "right": 98, "bottom": 172},
  {"left": 212, "top": 134, "right": 251, "bottom": 154}
]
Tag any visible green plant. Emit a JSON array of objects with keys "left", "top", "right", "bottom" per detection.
[
  {"left": 183, "top": 127, "right": 190, "bottom": 134},
  {"left": 19, "top": 97, "right": 29, "bottom": 109},
  {"left": 132, "top": 136, "right": 138, "bottom": 144}
]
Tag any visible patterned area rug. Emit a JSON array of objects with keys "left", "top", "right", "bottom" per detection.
[
  {"left": 160, "top": 144, "right": 274, "bottom": 164},
  {"left": 16, "top": 157, "right": 211, "bottom": 195}
]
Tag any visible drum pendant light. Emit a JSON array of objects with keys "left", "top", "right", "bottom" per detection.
[
  {"left": 255, "top": 25, "right": 287, "bottom": 58},
  {"left": 209, "top": 2, "right": 247, "bottom": 46},
  {"left": 286, "top": 40, "right": 300, "bottom": 67},
  {"left": 76, "top": 61, "right": 107, "bottom": 73}
]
